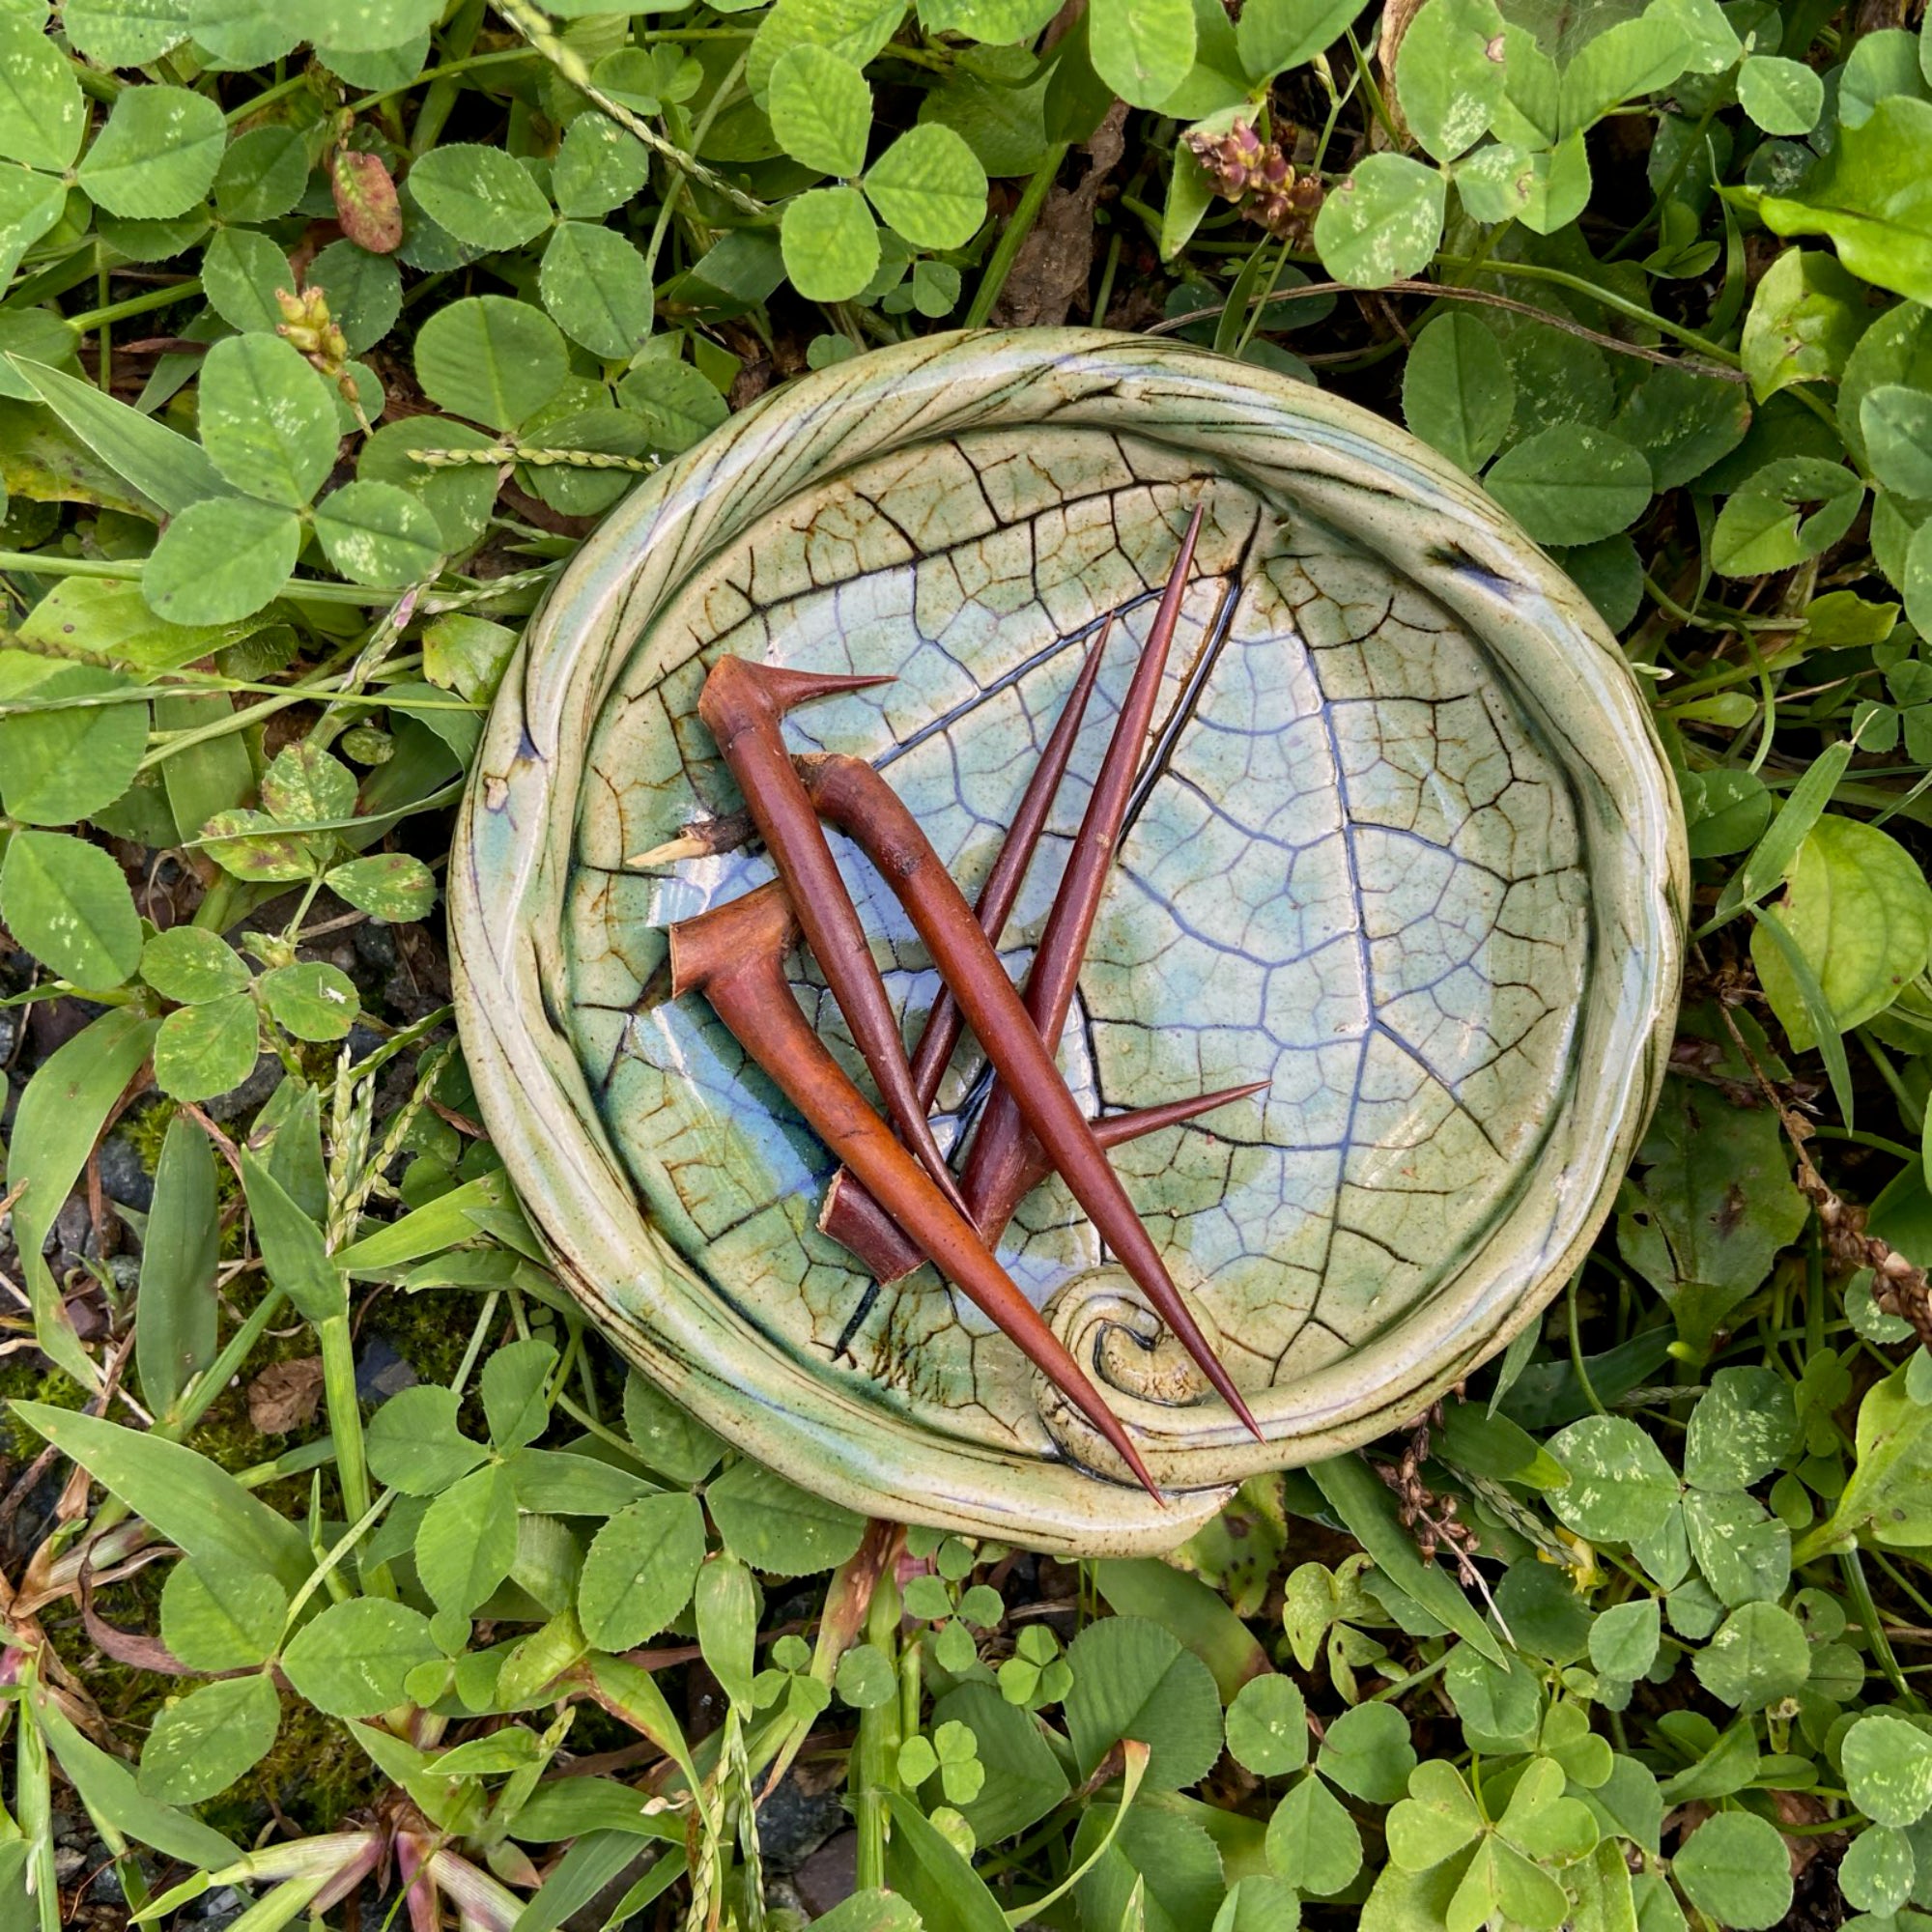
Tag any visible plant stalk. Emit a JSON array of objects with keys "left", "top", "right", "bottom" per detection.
[
  {"left": 853, "top": 1571, "right": 902, "bottom": 1892},
  {"left": 317, "top": 1311, "right": 391, "bottom": 1595}
]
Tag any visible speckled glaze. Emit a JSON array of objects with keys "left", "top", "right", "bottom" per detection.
[{"left": 449, "top": 329, "right": 1687, "bottom": 1556}]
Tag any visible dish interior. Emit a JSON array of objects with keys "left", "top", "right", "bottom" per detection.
[{"left": 564, "top": 424, "right": 1589, "bottom": 1455}]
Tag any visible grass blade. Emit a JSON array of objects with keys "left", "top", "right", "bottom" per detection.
[
  {"left": 136, "top": 1112, "right": 219, "bottom": 1422},
  {"left": 13, "top": 1403, "right": 312, "bottom": 1593},
  {"left": 8, "top": 1008, "right": 159, "bottom": 1392}
]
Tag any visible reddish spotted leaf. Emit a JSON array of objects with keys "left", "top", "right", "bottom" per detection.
[{"left": 332, "top": 149, "right": 402, "bottom": 254}]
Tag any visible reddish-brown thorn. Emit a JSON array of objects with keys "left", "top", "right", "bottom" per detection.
[
  {"left": 1005, "top": 1079, "right": 1273, "bottom": 1206},
  {"left": 817, "top": 614, "right": 1117, "bottom": 1268},
  {"left": 957, "top": 508, "right": 1206, "bottom": 1248},
  {"left": 954, "top": 505, "right": 1263, "bottom": 1437},
  {"left": 825, "top": 1077, "right": 1270, "bottom": 1283},
  {"left": 909, "top": 615, "right": 1115, "bottom": 1106},
  {"left": 668, "top": 882, "right": 1161, "bottom": 1498},
  {"left": 696, "top": 655, "right": 973, "bottom": 1222},
  {"left": 794, "top": 741, "right": 1260, "bottom": 1440},
  {"left": 954, "top": 510, "right": 1206, "bottom": 1252}
]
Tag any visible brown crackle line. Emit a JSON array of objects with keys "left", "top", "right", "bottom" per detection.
[
  {"left": 696, "top": 656, "right": 972, "bottom": 1221},
  {"left": 668, "top": 881, "right": 1161, "bottom": 1499}
]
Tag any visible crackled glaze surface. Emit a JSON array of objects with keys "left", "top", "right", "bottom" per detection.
[{"left": 452, "top": 331, "right": 1685, "bottom": 1554}]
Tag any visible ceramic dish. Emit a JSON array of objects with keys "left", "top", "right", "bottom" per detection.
[{"left": 449, "top": 328, "right": 1686, "bottom": 1555}]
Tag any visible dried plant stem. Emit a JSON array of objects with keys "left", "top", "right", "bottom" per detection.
[
  {"left": 1151, "top": 274, "right": 1747, "bottom": 383},
  {"left": 1377, "top": 1403, "right": 1484, "bottom": 1584},
  {"left": 1719, "top": 1003, "right": 1932, "bottom": 1344}
]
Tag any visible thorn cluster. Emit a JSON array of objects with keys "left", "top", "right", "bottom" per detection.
[{"left": 665, "top": 510, "right": 1267, "bottom": 1497}]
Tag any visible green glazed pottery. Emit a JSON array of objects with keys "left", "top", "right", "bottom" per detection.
[{"left": 450, "top": 328, "right": 1687, "bottom": 1555}]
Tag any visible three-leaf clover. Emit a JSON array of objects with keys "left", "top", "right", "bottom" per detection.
[
  {"left": 770, "top": 47, "right": 988, "bottom": 303},
  {"left": 197, "top": 740, "right": 437, "bottom": 926},
  {"left": 144, "top": 335, "right": 442, "bottom": 623},
  {"left": 898, "top": 1719, "right": 985, "bottom": 1804},
  {"left": 998, "top": 1623, "right": 1072, "bottom": 1709}
]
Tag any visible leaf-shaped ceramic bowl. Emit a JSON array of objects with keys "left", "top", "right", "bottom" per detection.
[{"left": 450, "top": 329, "right": 1686, "bottom": 1555}]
